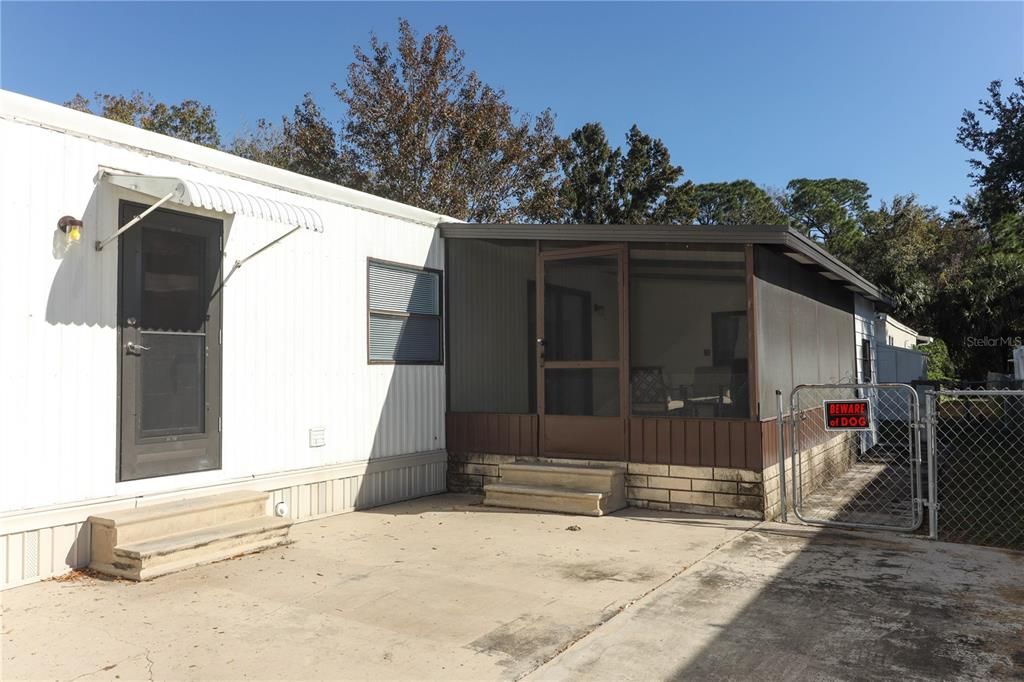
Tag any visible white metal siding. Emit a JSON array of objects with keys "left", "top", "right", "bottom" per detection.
[
  {"left": 0, "top": 115, "right": 445, "bottom": 516},
  {"left": 0, "top": 451, "right": 446, "bottom": 590},
  {"left": 854, "top": 296, "right": 878, "bottom": 384},
  {"left": 853, "top": 295, "right": 880, "bottom": 450}
]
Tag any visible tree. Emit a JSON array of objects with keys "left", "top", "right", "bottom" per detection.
[
  {"left": 692, "top": 180, "right": 787, "bottom": 225},
  {"left": 334, "top": 19, "right": 562, "bottom": 222},
  {"left": 230, "top": 119, "right": 292, "bottom": 168},
  {"left": 282, "top": 94, "right": 347, "bottom": 183},
  {"left": 956, "top": 78, "right": 1024, "bottom": 239},
  {"left": 554, "top": 123, "right": 620, "bottom": 223},
  {"left": 919, "top": 339, "right": 955, "bottom": 383},
  {"left": 64, "top": 91, "right": 221, "bottom": 148},
  {"left": 553, "top": 122, "right": 695, "bottom": 224},
  {"left": 614, "top": 125, "right": 694, "bottom": 224},
  {"left": 232, "top": 94, "right": 347, "bottom": 183},
  {"left": 930, "top": 234, "right": 1024, "bottom": 377},
  {"left": 939, "top": 77, "right": 1024, "bottom": 376},
  {"left": 852, "top": 195, "right": 945, "bottom": 324},
  {"left": 783, "top": 178, "right": 870, "bottom": 260}
]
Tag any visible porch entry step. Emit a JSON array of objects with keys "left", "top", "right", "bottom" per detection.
[
  {"left": 483, "top": 462, "right": 627, "bottom": 516},
  {"left": 88, "top": 490, "right": 292, "bottom": 581},
  {"left": 88, "top": 490, "right": 270, "bottom": 545},
  {"left": 498, "top": 463, "right": 624, "bottom": 493},
  {"left": 483, "top": 484, "right": 624, "bottom": 517}
]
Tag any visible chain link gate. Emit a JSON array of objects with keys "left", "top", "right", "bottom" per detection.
[
  {"left": 925, "top": 389, "right": 1024, "bottom": 550},
  {"left": 788, "top": 383, "right": 924, "bottom": 532}
]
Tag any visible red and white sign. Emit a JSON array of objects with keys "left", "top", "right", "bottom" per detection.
[{"left": 823, "top": 399, "right": 872, "bottom": 431}]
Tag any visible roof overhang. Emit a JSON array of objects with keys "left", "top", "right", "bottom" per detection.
[
  {"left": 101, "top": 170, "right": 324, "bottom": 232},
  {"left": 437, "top": 223, "right": 889, "bottom": 306}
]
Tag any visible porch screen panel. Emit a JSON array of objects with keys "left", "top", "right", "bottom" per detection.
[
  {"left": 629, "top": 246, "right": 750, "bottom": 418},
  {"left": 448, "top": 239, "right": 536, "bottom": 413}
]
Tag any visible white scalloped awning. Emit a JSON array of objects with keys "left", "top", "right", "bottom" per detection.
[{"left": 102, "top": 171, "right": 324, "bottom": 232}]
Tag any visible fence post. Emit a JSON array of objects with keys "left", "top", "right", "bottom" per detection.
[
  {"left": 926, "top": 390, "right": 939, "bottom": 540},
  {"left": 776, "top": 390, "right": 787, "bottom": 523}
]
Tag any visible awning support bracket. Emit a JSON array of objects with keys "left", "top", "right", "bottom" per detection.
[
  {"left": 94, "top": 191, "right": 177, "bottom": 252},
  {"left": 216, "top": 225, "right": 304, "bottom": 294}
]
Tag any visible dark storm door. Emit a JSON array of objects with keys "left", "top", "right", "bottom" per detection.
[
  {"left": 118, "top": 201, "right": 223, "bottom": 481},
  {"left": 538, "top": 244, "right": 628, "bottom": 460}
]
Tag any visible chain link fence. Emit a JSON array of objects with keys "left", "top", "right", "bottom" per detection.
[
  {"left": 927, "top": 389, "right": 1024, "bottom": 550},
  {"left": 790, "top": 384, "right": 922, "bottom": 532}
]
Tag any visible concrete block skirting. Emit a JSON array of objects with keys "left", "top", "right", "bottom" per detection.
[
  {"left": 449, "top": 452, "right": 765, "bottom": 520},
  {"left": 625, "top": 464, "right": 764, "bottom": 520},
  {"left": 449, "top": 442, "right": 854, "bottom": 521}
]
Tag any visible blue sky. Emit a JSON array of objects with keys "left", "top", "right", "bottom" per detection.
[{"left": 2, "top": 2, "right": 1021, "bottom": 210}]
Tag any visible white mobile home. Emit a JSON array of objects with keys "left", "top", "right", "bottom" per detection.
[
  {"left": 0, "top": 91, "right": 451, "bottom": 589},
  {"left": 1, "top": 90, "right": 893, "bottom": 590}
]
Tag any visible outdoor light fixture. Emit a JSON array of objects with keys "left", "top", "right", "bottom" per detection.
[{"left": 57, "top": 215, "right": 83, "bottom": 245}]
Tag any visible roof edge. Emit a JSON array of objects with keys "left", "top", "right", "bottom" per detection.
[
  {"left": 438, "top": 223, "right": 791, "bottom": 242},
  {"left": 438, "top": 222, "right": 890, "bottom": 305},
  {"left": 0, "top": 89, "right": 459, "bottom": 228}
]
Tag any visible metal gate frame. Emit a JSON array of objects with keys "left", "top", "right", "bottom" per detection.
[{"left": 788, "top": 383, "right": 925, "bottom": 533}]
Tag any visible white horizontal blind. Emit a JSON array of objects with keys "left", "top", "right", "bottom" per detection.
[
  {"left": 369, "top": 315, "right": 441, "bottom": 362},
  {"left": 368, "top": 261, "right": 442, "bottom": 363},
  {"left": 369, "top": 262, "right": 439, "bottom": 315}
]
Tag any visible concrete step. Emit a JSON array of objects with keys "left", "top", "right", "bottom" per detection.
[
  {"left": 89, "top": 490, "right": 270, "bottom": 546},
  {"left": 88, "top": 490, "right": 291, "bottom": 581},
  {"left": 483, "top": 483, "right": 626, "bottom": 517},
  {"left": 92, "top": 516, "right": 292, "bottom": 581},
  {"left": 499, "top": 463, "right": 624, "bottom": 492}
]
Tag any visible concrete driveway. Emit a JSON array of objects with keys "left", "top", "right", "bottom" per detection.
[{"left": 1, "top": 494, "right": 1021, "bottom": 681}]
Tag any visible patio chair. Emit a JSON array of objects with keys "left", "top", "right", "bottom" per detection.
[{"left": 630, "top": 367, "right": 686, "bottom": 415}]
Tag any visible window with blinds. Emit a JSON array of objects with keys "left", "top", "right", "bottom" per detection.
[{"left": 367, "top": 259, "right": 443, "bottom": 364}]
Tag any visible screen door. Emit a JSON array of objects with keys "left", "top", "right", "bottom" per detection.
[
  {"left": 118, "top": 201, "right": 222, "bottom": 481},
  {"left": 538, "top": 244, "right": 628, "bottom": 460}
]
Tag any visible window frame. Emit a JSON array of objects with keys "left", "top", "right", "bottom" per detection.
[
  {"left": 366, "top": 257, "right": 444, "bottom": 366},
  {"left": 861, "top": 337, "right": 873, "bottom": 383}
]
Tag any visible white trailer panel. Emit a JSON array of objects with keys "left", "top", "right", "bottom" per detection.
[{"left": 0, "top": 91, "right": 451, "bottom": 587}]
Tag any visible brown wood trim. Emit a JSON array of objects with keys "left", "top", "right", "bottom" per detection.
[
  {"left": 745, "top": 244, "right": 759, "bottom": 419},
  {"left": 758, "top": 405, "right": 828, "bottom": 470},
  {"left": 628, "top": 416, "right": 764, "bottom": 470},
  {"left": 446, "top": 412, "right": 539, "bottom": 457},
  {"left": 542, "top": 415, "right": 626, "bottom": 461}
]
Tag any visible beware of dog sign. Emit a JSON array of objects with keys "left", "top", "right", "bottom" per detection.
[{"left": 823, "top": 399, "right": 872, "bottom": 431}]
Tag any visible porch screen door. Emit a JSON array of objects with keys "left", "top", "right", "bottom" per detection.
[
  {"left": 538, "top": 245, "right": 627, "bottom": 460},
  {"left": 118, "top": 201, "right": 222, "bottom": 481}
]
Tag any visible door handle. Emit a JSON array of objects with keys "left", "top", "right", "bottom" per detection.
[{"left": 126, "top": 342, "right": 151, "bottom": 354}]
